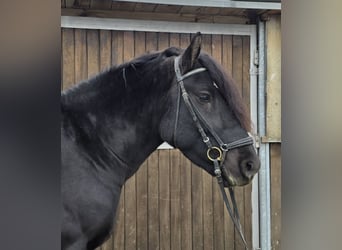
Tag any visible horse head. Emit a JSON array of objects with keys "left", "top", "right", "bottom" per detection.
[{"left": 160, "top": 33, "right": 260, "bottom": 187}]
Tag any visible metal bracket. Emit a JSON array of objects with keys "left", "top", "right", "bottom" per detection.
[
  {"left": 255, "top": 135, "right": 261, "bottom": 148},
  {"left": 261, "top": 136, "right": 281, "bottom": 143},
  {"left": 249, "top": 67, "right": 259, "bottom": 76},
  {"left": 254, "top": 49, "right": 259, "bottom": 66}
]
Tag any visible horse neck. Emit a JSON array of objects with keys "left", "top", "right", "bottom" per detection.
[
  {"left": 104, "top": 84, "right": 170, "bottom": 178},
  {"left": 63, "top": 67, "right": 171, "bottom": 180},
  {"left": 103, "top": 108, "right": 165, "bottom": 179}
]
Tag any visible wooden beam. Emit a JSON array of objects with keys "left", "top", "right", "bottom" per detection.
[
  {"left": 61, "top": 8, "right": 249, "bottom": 24},
  {"left": 266, "top": 15, "right": 281, "bottom": 141},
  {"left": 61, "top": 16, "right": 256, "bottom": 35},
  {"left": 113, "top": 0, "right": 281, "bottom": 10}
]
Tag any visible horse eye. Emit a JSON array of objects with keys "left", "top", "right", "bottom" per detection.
[{"left": 199, "top": 93, "right": 211, "bottom": 102}]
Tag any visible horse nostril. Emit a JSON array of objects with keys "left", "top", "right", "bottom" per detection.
[
  {"left": 246, "top": 161, "right": 253, "bottom": 171},
  {"left": 241, "top": 160, "right": 258, "bottom": 180}
]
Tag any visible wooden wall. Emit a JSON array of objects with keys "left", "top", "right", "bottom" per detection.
[{"left": 62, "top": 28, "right": 254, "bottom": 250}]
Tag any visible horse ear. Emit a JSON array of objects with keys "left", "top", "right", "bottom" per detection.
[{"left": 179, "top": 32, "right": 202, "bottom": 73}]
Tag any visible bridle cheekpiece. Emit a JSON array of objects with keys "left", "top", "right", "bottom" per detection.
[{"left": 173, "top": 55, "right": 254, "bottom": 249}]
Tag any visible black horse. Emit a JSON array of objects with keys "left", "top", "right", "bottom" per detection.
[{"left": 61, "top": 33, "right": 260, "bottom": 250}]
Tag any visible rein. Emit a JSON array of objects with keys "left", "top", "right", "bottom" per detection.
[{"left": 174, "top": 56, "right": 254, "bottom": 249}]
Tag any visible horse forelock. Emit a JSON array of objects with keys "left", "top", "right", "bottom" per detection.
[{"left": 198, "top": 54, "right": 251, "bottom": 131}]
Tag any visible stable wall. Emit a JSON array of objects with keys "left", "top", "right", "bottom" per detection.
[{"left": 62, "top": 27, "right": 255, "bottom": 250}]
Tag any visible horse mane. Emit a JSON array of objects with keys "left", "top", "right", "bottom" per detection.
[
  {"left": 198, "top": 54, "right": 251, "bottom": 131},
  {"left": 61, "top": 46, "right": 250, "bottom": 131},
  {"left": 61, "top": 48, "right": 180, "bottom": 114}
]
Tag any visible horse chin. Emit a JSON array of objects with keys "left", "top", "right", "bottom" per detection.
[
  {"left": 221, "top": 174, "right": 246, "bottom": 187},
  {"left": 221, "top": 165, "right": 251, "bottom": 187},
  {"left": 222, "top": 178, "right": 233, "bottom": 187}
]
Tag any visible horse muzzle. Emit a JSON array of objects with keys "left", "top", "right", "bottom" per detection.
[{"left": 221, "top": 150, "right": 260, "bottom": 187}]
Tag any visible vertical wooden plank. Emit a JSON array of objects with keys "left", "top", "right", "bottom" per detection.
[
  {"left": 148, "top": 151, "right": 160, "bottom": 250},
  {"left": 202, "top": 168, "right": 214, "bottom": 250},
  {"left": 191, "top": 162, "right": 203, "bottom": 250},
  {"left": 96, "top": 28, "right": 114, "bottom": 250},
  {"left": 212, "top": 182, "right": 225, "bottom": 250},
  {"left": 222, "top": 35, "right": 233, "bottom": 76},
  {"left": 122, "top": 31, "right": 137, "bottom": 250},
  {"left": 99, "top": 30, "right": 112, "bottom": 71},
  {"left": 87, "top": 29, "right": 100, "bottom": 78},
  {"left": 99, "top": 33, "right": 115, "bottom": 250},
  {"left": 134, "top": 31, "right": 148, "bottom": 250},
  {"left": 211, "top": 34, "right": 225, "bottom": 250},
  {"left": 242, "top": 35, "right": 253, "bottom": 248},
  {"left": 221, "top": 35, "right": 235, "bottom": 250},
  {"left": 169, "top": 33, "right": 181, "bottom": 250},
  {"left": 179, "top": 34, "right": 193, "bottom": 250},
  {"left": 113, "top": 191, "right": 125, "bottom": 250},
  {"left": 146, "top": 32, "right": 158, "bottom": 53},
  {"left": 158, "top": 32, "right": 169, "bottom": 51},
  {"left": 123, "top": 31, "right": 135, "bottom": 63},
  {"left": 242, "top": 36, "right": 251, "bottom": 112},
  {"left": 74, "top": 29, "right": 87, "bottom": 83},
  {"left": 62, "top": 28, "right": 75, "bottom": 90},
  {"left": 186, "top": 32, "right": 204, "bottom": 250},
  {"left": 157, "top": 33, "right": 171, "bottom": 250},
  {"left": 134, "top": 31, "right": 146, "bottom": 56},
  {"left": 124, "top": 158, "right": 137, "bottom": 250},
  {"left": 241, "top": 192, "right": 252, "bottom": 245},
  {"left": 136, "top": 160, "right": 148, "bottom": 250},
  {"left": 201, "top": 34, "right": 214, "bottom": 250},
  {"left": 232, "top": 36, "right": 243, "bottom": 91},
  {"left": 180, "top": 153, "right": 192, "bottom": 250},
  {"left": 170, "top": 149, "right": 181, "bottom": 250},
  {"left": 112, "top": 31, "right": 124, "bottom": 66},
  {"left": 232, "top": 35, "right": 245, "bottom": 250},
  {"left": 271, "top": 144, "right": 281, "bottom": 250},
  {"left": 159, "top": 149, "right": 171, "bottom": 250},
  {"left": 112, "top": 30, "right": 125, "bottom": 250},
  {"left": 169, "top": 33, "right": 180, "bottom": 49},
  {"left": 145, "top": 32, "right": 159, "bottom": 250}
]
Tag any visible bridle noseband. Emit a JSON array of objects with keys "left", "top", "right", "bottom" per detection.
[{"left": 173, "top": 56, "right": 254, "bottom": 249}]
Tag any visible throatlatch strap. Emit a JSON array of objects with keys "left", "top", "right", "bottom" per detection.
[{"left": 172, "top": 84, "right": 181, "bottom": 147}]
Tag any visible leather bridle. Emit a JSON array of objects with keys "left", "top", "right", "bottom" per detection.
[{"left": 173, "top": 56, "right": 254, "bottom": 249}]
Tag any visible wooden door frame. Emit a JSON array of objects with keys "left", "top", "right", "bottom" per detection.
[{"left": 61, "top": 16, "right": 260, "bottom": 248}]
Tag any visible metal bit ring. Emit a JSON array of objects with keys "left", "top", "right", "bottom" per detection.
[{"left": 207, "top": 147, "right": 223, "bottom": 162}]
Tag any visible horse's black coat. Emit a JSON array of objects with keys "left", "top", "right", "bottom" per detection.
[{"left": 61, "top": 33, "right": 260, "bottom": 250}]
